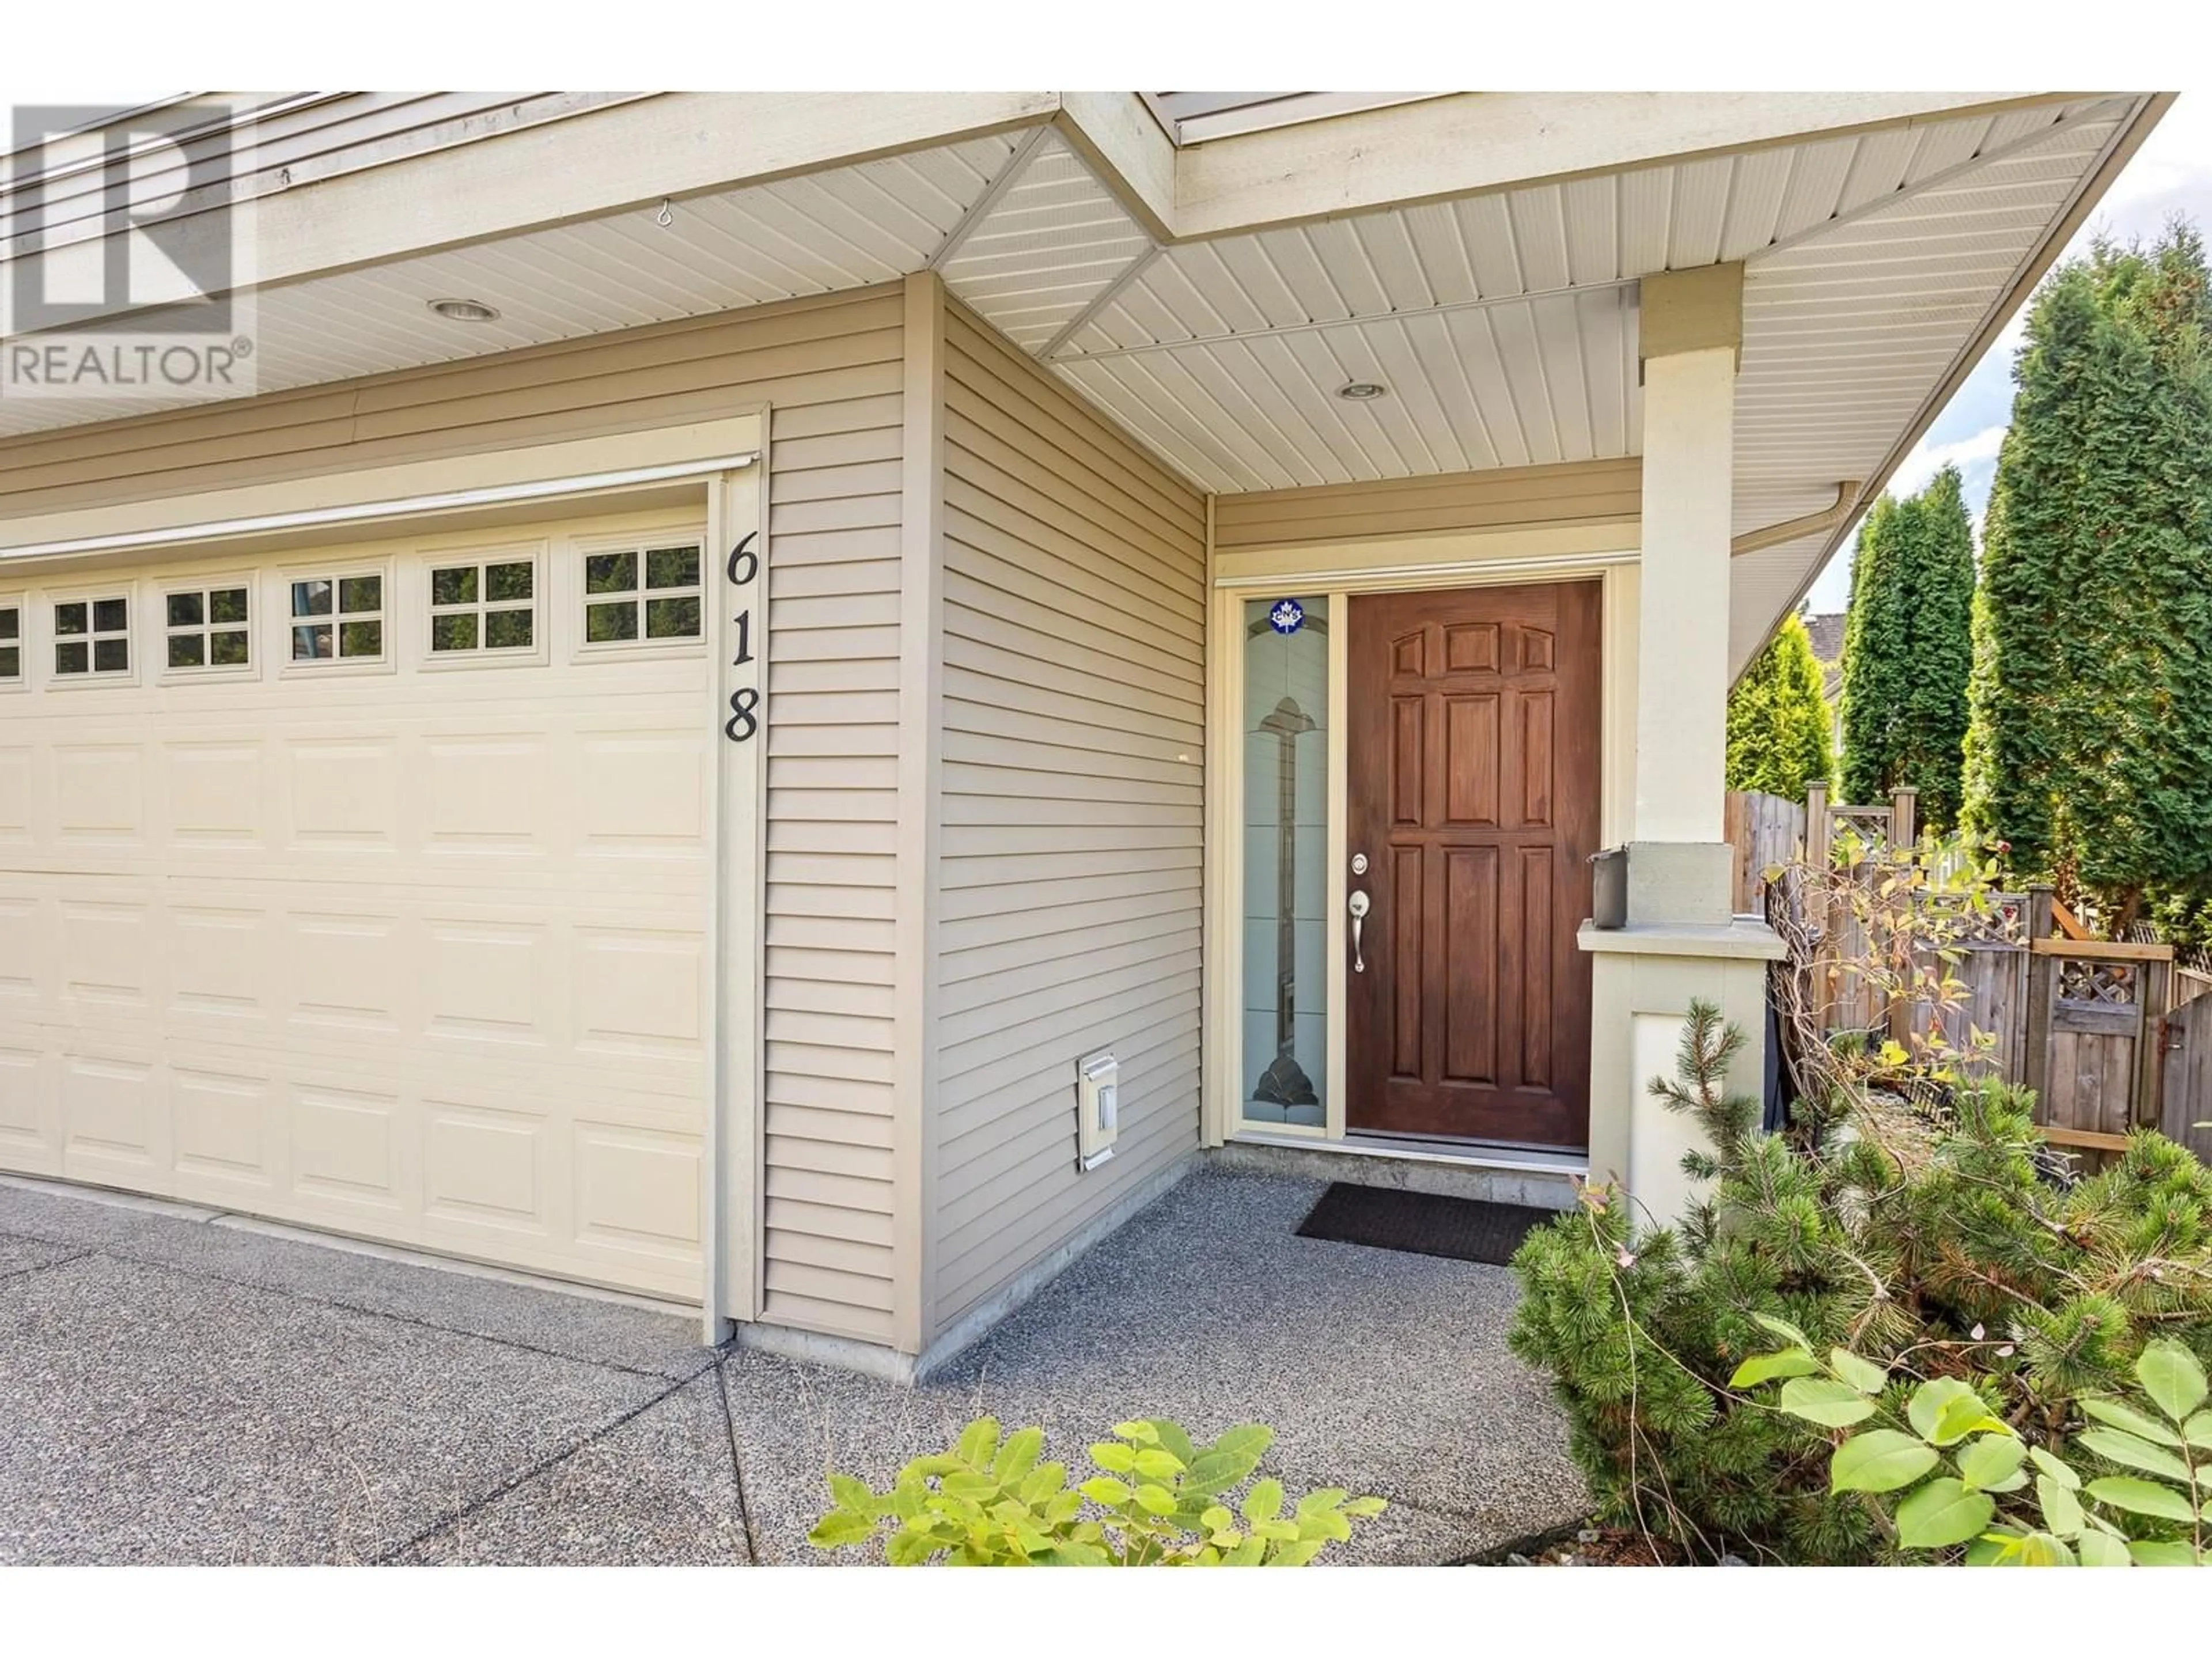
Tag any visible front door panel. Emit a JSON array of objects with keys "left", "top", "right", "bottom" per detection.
[{"left": 1346, "top": 582, "right": 1599, "bottom": 1148}]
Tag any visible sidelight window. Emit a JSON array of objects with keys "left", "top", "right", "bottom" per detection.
[{"left": 1240, "top": 595, "right": 1331, "bottom": 1128}]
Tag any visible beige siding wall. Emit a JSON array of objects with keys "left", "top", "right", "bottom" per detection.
[
  {"left": 1211, "top": 457, "right": 1642, "bottom": 549},
  {"left": 929, "top": 302, "right": 1208, "bottom": 1339},
  {"left": 0, "top": 287, "right": 908, "bottom": 1345}
]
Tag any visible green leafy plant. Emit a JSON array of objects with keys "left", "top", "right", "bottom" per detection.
[
  {"left": 807, "top": 1416, "right": 1385, "bottom": 1566},
  {"left": 1739, "top": 1319, "right": 2212, "bottom": 1565}
]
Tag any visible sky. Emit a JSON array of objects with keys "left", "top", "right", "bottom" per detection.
[{"left": 1802, "top": 94, "right": 2212, "bottom": 612}]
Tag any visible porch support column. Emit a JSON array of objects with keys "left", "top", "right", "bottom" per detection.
[{"left": 1581, "top": 262, "right": 1782, "bottom": 1227}]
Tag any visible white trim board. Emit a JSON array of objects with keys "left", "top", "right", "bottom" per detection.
[
  {"left": 0, "top": 452, "right": 757, "bottom": 565},
  {"left": 0, "top": 415, "right": 769, "bottom": 566}
]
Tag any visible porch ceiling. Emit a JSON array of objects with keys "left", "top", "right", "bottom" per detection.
[
  {"left": 0, "top": 91, "right": 2161, "bottom": 672},
  {"left": 952, "top": 94, "right": 2143, "bottom": 670}
]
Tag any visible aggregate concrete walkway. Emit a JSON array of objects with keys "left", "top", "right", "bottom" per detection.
[{"left": 0, "top": 1166, "right": 1585, "bottom": 1566}]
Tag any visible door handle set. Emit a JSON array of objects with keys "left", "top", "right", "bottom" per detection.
[{"left": 1347, "top": 889, "right": 1370, "bottom": 973}]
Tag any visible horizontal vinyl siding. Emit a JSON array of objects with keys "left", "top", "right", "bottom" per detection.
[
  {"left": 931, "top": 302, "right": 1207, "bottom": 1338},
  {"left": 1210, "top": 456, "right": 1642, "bottom": 548},
  {"left": 0, "top": 286, "right": 906, "bottom": 1346}
]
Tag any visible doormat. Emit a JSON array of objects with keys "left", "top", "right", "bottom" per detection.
[{"left": 1294, "top": 1183, "right": 1555, "bottom": 1267}]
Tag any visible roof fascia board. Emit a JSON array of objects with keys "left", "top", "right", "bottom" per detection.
[
  {"left": 1752, "top": 90, "right": 2176, "bottom": 658},
  {"left": 1054, "top": 92, "right": 1177, "bottom": 243},
  {"left": 8, "top": 91, "right": 1064, "bottom": 327},
  {"left": 1164, "top": 90, "right": 2086, "bottom": 241}
]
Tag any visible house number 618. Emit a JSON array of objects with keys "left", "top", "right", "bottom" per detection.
[{"left": 724, "top": 531, "right": 760, "bottom": 743}]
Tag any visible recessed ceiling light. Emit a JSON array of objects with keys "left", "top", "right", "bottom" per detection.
[
  {"left": 1336, "top": 380, "right": 1387, "bottom": 401},
  {"left": 429, "top": 298, "right": 500, "bottom": 323}
]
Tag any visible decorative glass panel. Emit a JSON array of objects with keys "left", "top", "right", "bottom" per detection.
[
  {"left": 167, "top": 592, "right": 203, "bottom": 628},
  {"left": 210, "top": 588, "right": 249, "bottom": 624},
  {"left": 294, "top": 624, "right": 334, "bottom": 660},
  {"left": 339, "top": 575, "right": 381, "bottom": 614},
  {"left": 55, "top": 602, "right": 88, "bottom": 635},
  {"left": 585, "top": 551, "right": 637, "bottom": 594},
  {"left": 210, "top": 629, "right": 250, "bottom": 666},
  {"left": 168, "top": 634, "right": 206, "bottom": 668},
  {"left": 0, "top": 646, "right": 18, "bottom": 679},
  {"left": 93, "top": 598, "right": 127, "bottom": 633},
  {"left": 0, "top": 607, "right": 17, "bottom": 641},
  {"left": 55, "top": 641, "right": 88, "bottom": 674},
  {"left": 291, "top": 579, "right": 333, "bottom": 618},
  {"left": 430, "top": 613, "right": 479, "bottom": 652},
  {"left": 339, "top": 620, "right": 382, "bottom": 658},
  {"left": 431, "top": 566, "right": 477, "bottom": 606},
  {"left": 1240, "top": 596, "right": 1331, "bottom": 1128},
  {"left": 93, "top": 638, "right": 129, "bottom": 672}
]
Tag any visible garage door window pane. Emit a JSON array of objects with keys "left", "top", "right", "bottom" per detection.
[
  {"left": 485, "top": 608, "right": 533, "bottom": 649},
  {"left": 54, "top": 594, "right": 129, "bottom": 677},
  {"left": 165, "top": 584, "right": 251, "bottom": 673},
  {"left": 646, "top": 596, "right": 700, "bottom": 639},
  {"left": 486, "top": 561, "right": 533, "bottom": 603},
  {"left": 430, "top": 556, "right": 538, "bottom": 658},
  {"left": 586, "top": 551, "right": 636, "bottom": 594},
  {"left": 586, "top": 601, "right": 638, "bottom": 642},
  {"left": 586, "top": 543, "right": 702, "bottom": 647},
  {"left": 291, "top": 573, "right": 384, "bottom": 663},
  {"left": 0, "top": 605, "right": 18, "bottom": 682}
]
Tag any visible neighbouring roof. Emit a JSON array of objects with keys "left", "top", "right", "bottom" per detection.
[{"left": 1802, "top": 612, "right": 1846, "bottom": 664}]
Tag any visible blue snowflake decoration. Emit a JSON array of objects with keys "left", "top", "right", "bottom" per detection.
[{"left": 1268, "top": 598, "right": 1305, "bottom": 635}]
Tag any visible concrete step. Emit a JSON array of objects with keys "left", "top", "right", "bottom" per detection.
[{"left": 1209, "top": 1136, "right": 1584, "bottom": 1214}]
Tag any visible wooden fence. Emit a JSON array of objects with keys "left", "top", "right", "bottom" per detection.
[{"left": 1728, "top": 784, "right": 2202, "bottom": 1164}]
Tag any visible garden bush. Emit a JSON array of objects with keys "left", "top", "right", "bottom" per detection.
[{"left": 1508, "top": 1003, "right": 2212, "bottom": 1564}]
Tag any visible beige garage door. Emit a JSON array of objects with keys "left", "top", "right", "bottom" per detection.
[{"left": 0, "top": 503, "right": 718, "bottom": 1301}]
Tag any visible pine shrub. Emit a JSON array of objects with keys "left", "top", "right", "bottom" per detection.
[{"left": 1508, "top": 1005, "right": 2212, "bottom": 1564}]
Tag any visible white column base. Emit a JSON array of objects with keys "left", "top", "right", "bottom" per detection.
[{"left": 1580, "top": 919, "right": 1782, "bottom": 1231}]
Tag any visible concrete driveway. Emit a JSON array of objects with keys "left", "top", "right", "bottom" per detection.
[{"left": 0, "top": 1166, "right": 1584, "bottom": 1566}]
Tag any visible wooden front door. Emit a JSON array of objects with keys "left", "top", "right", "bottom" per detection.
[{"left": 1346, "top": 583, "right": 1600, "bottom": 1148}]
